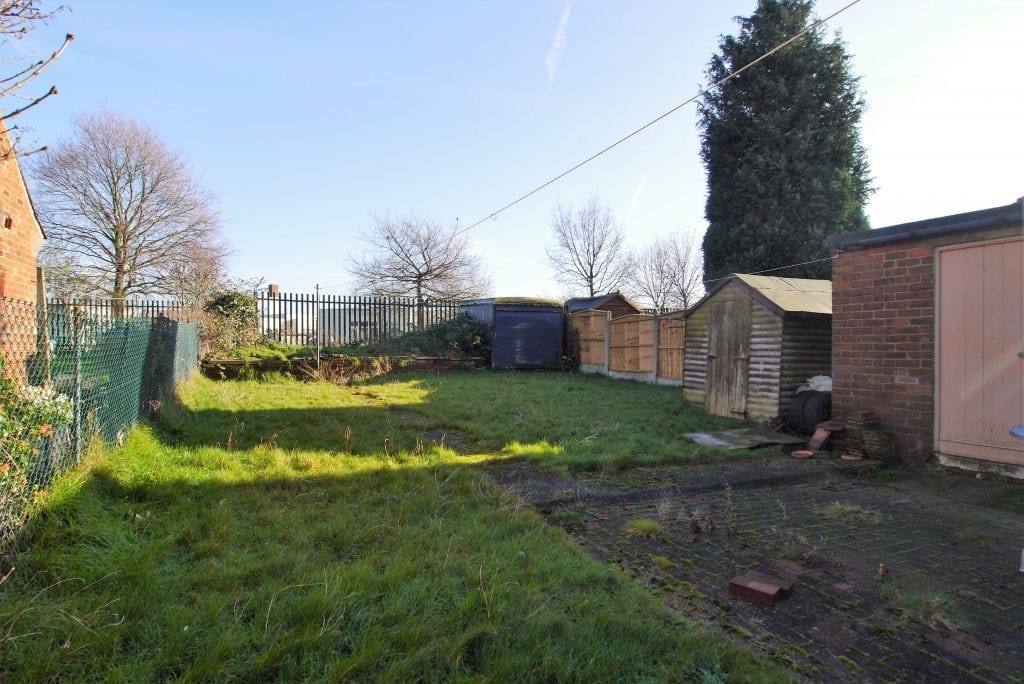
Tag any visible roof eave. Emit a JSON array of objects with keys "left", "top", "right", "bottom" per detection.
[{"left": 828, "top": 200, "right": 1023, "bottom": 251}]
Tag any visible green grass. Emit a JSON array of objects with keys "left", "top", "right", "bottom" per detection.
[
  {"left": 358, "top": 370, "right": 746, "bottom": 470},
  {"left": 0, "top": 376, "right": 781, "bottom": 681},
  {"left": 811, "top": 500, "right": 885, "bottom": 524},
  {"left": 880, "top": 585, "right": 970, "bottom": 633}
]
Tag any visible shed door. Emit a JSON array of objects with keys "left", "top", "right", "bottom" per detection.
[
  {"left": 937, "top": 237, "right": 1024, "bottom": 465},
  {"left": 706, "top": 299, "right": 752, "bottom": 417}
]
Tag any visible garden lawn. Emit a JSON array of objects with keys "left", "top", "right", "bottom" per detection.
[
  {"left": 0, "top": 375, "right": 781, "bottom": 681},
  {"left": 358, "top": 370, "right": 748, "bottom": 470}
]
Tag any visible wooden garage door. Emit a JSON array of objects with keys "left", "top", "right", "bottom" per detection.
[{"left": 936, "top": 237, "right": 1024, "bottom": 465}]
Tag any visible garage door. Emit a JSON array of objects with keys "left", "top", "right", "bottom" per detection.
[{"left": 936, "top": 236, "right": 1024, "bottom": 465}]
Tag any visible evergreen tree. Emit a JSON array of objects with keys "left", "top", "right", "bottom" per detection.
[{"left": 698, "top": 0, "right": 871, "bottom": 282}]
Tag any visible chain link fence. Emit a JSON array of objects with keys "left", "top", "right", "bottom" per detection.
[{"left": 0, "top": 297, "right": 198, "bottom": 558}]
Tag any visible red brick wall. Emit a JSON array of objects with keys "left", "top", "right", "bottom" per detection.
[
  {"left": 831, "top": 245, "right": 935, "bottom": 462},
  {"left": 0, "top": 124, "right": 44, "bottom": 303}
]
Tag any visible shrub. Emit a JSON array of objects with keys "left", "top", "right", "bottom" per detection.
[
  {"left": 202, "top": 290, "right": 259, "bottom": 358},
  {"left": 372, "top": 313, "right": 489, "bottom": 359}
]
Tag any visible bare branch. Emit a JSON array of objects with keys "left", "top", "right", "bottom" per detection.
[
  {"left": 347, "top": 215, "right": 491, "bottom": 301},
  {"left": 627, "top": 230, "right": 704, "bottom": 311},
  {"left": 545, "top": 197, "right": 632, "bottom": 297},
  {"left": 30, "top": 109, "right": 226, "bottom": 312}
]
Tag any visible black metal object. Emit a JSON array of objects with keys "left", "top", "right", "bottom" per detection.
[{"left": 460, "top": 298, "right": 564, "bottom": 369}]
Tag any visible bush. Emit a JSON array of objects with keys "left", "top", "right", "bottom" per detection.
[
  {"left": 372, "top": 313, "right": 489, "bottom": 359},
  {"left": 202, "top": 291, "right": 259, "bottom": 358}
]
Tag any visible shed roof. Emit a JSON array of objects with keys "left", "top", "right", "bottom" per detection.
[
  {"left": 564, "top": 292, "right": 641, "bottom": 313},
  {"left": 461, "top": 296, "right": 562, "bottom": 307},
  {"left": 688, "top": 273, "right": 832, "bottom": 318}
]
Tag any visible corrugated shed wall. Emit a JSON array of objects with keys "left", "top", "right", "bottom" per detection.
[
  {"left": 778, "top": 316, "right": 832, "bottom": 416},
  {"left": 682, "top": 297, "right": 712, "bottom": 405},
  {"left": 745, "top": 305, "right": 784, "bottom": 420}
]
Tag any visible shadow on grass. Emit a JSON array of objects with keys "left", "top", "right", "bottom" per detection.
[{"left": 1, "top": 407, "right": 779, "bottom": 682}]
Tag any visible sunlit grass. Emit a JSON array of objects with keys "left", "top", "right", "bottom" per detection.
[
  {"left": 0, "top": 376, "right": 780, "bottom": 681},
  {"left": 359, "top": 370, "right": 747, "bottom": 470}
]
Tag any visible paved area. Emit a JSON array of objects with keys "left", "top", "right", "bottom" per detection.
[{"left": 488, "top": 456, "right": 1024, "bottom": 682}]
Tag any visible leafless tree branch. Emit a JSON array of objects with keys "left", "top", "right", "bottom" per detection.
[
  {"left": 30, "top": 109, "right": 225, "bottom": 314},
  {"left": 545, "top": 197, "right": 632, "bottom": 297},
  {"left": 627, "top": 230, "right": 704, "bottom": 311},
  {"left": 347, "top": 215, "right": 491, "bottom": 302}
]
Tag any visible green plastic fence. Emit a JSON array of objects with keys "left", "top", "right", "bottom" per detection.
[{"left": 0, "top": 298, "right": 198, "bottom": 557}]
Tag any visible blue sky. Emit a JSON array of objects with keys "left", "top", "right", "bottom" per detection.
[{"left": 17, "top": 0, "right": 1024, "bottom": 298}]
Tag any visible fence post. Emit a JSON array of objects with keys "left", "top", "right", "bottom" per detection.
[
  {"left": 315, "top": 284, "right": 321, "bottom": 369},
  {"left": 71, "top": 307, "right": 83, "bottom": 464},
  {"left": 35, "top": 267, "right": 51, "bottom": 387},
  {"left": 602, "top": 312, "right": 610, "bottom": 376},
  {"left": 652, "top": 314, "right": 660, "bottom": 382}
]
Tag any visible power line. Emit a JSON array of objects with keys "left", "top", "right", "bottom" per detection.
[
  {"left": 455, "top": 0, "right": 864, "bottom": 237},
  {"left": 701, "top": 256, "right": 836, "bottom": 286}
]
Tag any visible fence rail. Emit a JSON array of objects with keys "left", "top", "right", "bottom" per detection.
[
  {"left": 256, "top": 292, "right": 461, "bottom": 346},
  {"left": 0, "top": 297, "right": 199, "bottom": 557}
]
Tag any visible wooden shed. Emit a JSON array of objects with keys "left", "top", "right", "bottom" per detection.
[
  {"left": 683, "top": 274, "right": 832, "bottom": 420},
  {"left": 565, "top": 292, "right": 642, "bottom": 319}
]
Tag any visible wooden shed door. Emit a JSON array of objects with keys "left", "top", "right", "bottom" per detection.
[
  {"left": 937, "top": 237, "right": 1024, "bottom": 465},
  {"left": 706, "top": 299, "right": 752, "bottom": 417}
]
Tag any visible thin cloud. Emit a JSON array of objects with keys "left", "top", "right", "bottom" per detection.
[
  {"left": 626, "top": 178, "right": 648, "bottom": 220},
  {"left": 545, "top": 2, "right": 573, "bottom": 89}
]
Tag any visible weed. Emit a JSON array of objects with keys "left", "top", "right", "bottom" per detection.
[
  {"left": 881, "top": 584, "right": 969, "bottom": 633},
  {"left": 812, "top": 500, "right": 884, "bottom": 524},
  {"left": 623, "top": 518, "right": 663, "bottom": 539},
  {"left": 655, "top": 498, "right": 673, "bottom": 521},
  {"left": 722, "top": 483, "right": 738, "bottom": 536},
  {"left": 956, "top": 526, "right": 992, "bottom": 543}
]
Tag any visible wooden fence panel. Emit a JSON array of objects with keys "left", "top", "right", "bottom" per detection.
[
  {"left": 608, "top": 314, "right": 655, "bottom": 373},
  {"left": 657, "top": 312, "right": 686, "bottom": 380},
  {"left": 570, "top": 310, "right": 609, "bottom": 366}
]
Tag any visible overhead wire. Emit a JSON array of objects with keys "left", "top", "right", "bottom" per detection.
[{"left": 454, "top": 0, "right": 864, "bottom": 237}]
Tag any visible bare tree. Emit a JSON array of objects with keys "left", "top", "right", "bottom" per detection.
[
  {"left": 628, "top": 230, "right": 704, "bottom": 311},
  {"left": 31, "top": 110, "right": 224, "bottom": 314},
  {"left": 0, "top": 1, "right": 73, "bottom": 158},
  {"left": 348, "top": 215, "right": 491, "bottom": 308},
  {"left": 546, "top": 197, "right": 632, "bottom": 297},
  {"left": 160, "top": 236, "right": 233, "bottom": 313}
]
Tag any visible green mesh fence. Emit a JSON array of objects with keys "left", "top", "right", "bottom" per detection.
[{"left": 0, "top": 297, "right": 198, "bottom": 557}]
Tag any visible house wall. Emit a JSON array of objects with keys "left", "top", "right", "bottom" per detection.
[
  {"left": 832, "top": 243, "right": 936, "bottom": 461},
  {"left": 683, "top": 281, "right": 785, "bottom": 419},
  {"left": 0, "top": 126, "right": 43, "bottom": 302}
]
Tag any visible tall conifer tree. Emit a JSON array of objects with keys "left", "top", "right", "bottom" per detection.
[{"left": 699, "top": 0, "right": 871, "bottom": 281}]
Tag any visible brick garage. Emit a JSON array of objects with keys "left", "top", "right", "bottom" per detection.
[
  {"left": 0, "top": 121, "right": 44, "bottom": 302},
  {"left": 828, "top": 199, "right": 1023, "bottom": 474}
]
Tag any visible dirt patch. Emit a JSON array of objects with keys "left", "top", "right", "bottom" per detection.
[{"left": 487, "top": 457, "right": 1024, "bottom": 681}]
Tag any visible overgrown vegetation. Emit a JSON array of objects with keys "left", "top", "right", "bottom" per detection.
[
  {"left": 370, "top": 313, "right": 489, "bottom": 359},
  {"left": 202, "top": 290, "right": 260, "bottom": 358},
  {"left": 0, "top": 376, "right": 777, "bottom": 680},
  {"left": 358, "top": 371, "right": 744, "bottom": 470},
  {"left": 811, "top": 500, "right": 884, "bottom": 524}
]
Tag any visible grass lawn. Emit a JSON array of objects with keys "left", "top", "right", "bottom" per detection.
[
  {"left": 0, "top": 374, "right": 782, "bottom": 681},
  {"left": 357, "top": 370, "right": 748, "bottom": 470}
]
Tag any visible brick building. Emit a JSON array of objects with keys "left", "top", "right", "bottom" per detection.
[
  {"left": 828, "top": 199, "right": 1023, "bottom": 476},
  {"left": 0, "top": 121, "right": 44, "bottom": 302}
]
